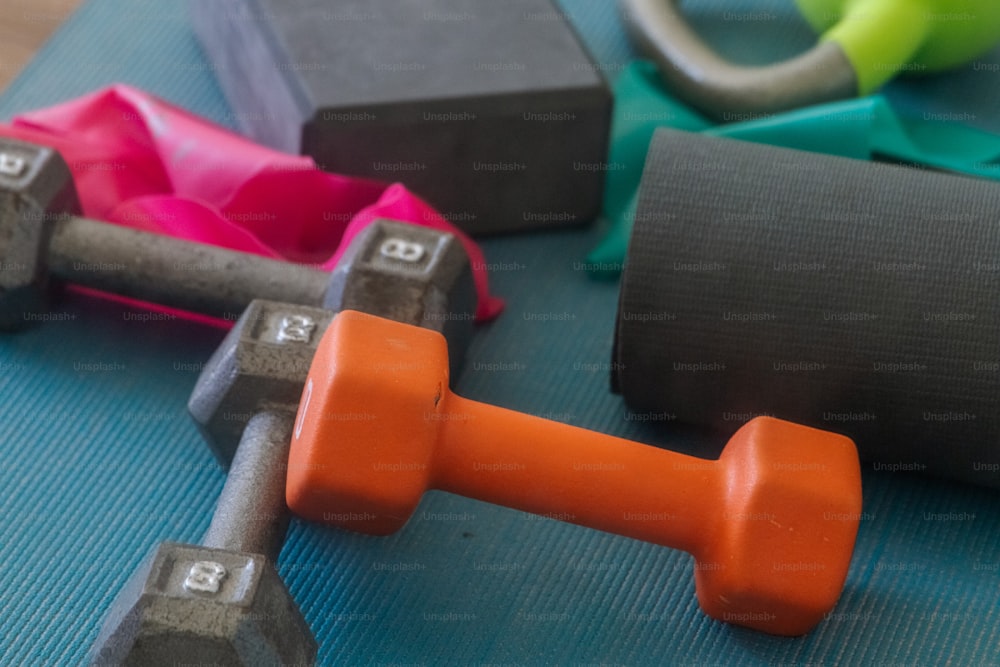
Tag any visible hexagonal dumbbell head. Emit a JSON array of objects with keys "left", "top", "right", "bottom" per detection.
[
  {"left": 287, "top": 311, "right": 448, "bottom": 535},
  {"left": 0, "top": 137, "right": 80, "bottom": 329},
  {"left": 695, "top": 417, "right": 861, "bottom": 635},
  {"left": 89, "top": 542, "right": 315, "bottom": 666},
  {"left": 189, "top": 300, "right": 336, "bottom": 465},
  {"left": 323, "top": 219, "right": 475, "bottom": 372}
]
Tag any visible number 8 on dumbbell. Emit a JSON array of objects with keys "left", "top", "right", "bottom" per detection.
[
  {"left": 0, "top": 151, "right": 27, "bottom": 177},
  {"left": 0, "top": 135, "right": 476, "bottom": 356},
  {"left": 380, "top": 237, "right": 425, "bottom": 263}
]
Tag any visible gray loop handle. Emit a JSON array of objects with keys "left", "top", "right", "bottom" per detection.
[{"left": 621, "top": 0, "right": 858, "bottom": 119}]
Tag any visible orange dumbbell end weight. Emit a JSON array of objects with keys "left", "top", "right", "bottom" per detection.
[{"left": 287, "top": 311, "right": 863, "bottom": 636}]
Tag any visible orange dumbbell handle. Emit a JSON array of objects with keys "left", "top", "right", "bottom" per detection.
[{"left": 433, "top": 393, "right": 720, "bottom": 556}]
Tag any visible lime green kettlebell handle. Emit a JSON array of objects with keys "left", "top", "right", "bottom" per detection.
[{"left": 622, "top": 0, "right": 1000, "bottom": 119}]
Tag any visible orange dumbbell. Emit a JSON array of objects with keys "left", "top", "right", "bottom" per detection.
[{"left": 287, "top": 311, "right": 863, "bottom": 636}]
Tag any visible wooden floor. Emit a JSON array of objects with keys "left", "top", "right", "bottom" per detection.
[{"left": 0, "top": 0, "right": 83, "bottom": 92}]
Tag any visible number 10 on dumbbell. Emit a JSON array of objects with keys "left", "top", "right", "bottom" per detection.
[{"left": 286, "top": 311, "right": 864, "bottom": 637}]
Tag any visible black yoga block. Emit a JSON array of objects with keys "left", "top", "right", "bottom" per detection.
[
  {"left": 190, "top": 0, "right": 612, "bottom": 235},
  {"left": 614, "top": 129, "right": 1000, "bottom": 489}
]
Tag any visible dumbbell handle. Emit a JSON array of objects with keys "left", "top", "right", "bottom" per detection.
[
  {"left": 203, "top": 410, "right": 294, "bottom": 560},
  {"left": 435, "top": 396, "right": 714, "bottom": 555},
  {"left": 48, "top": 215, "right": 330, "bottom": 318}
]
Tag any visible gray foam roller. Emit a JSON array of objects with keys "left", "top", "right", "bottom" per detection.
[{"left": 614, "top": 128, "right": 1000, "bottom": 488}]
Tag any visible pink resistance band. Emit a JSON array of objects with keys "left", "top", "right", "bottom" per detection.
[{"left": 0, "top": 85, "right": 503, "bottom": 321}]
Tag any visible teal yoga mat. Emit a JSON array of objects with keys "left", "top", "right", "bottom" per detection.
[{"left": 0, "top": 1, "right": 998, "bottom": 665}]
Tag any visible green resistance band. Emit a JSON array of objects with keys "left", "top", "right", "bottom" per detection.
[{"left": 585, "top": 61, "right": 1000, "bottom": 278}]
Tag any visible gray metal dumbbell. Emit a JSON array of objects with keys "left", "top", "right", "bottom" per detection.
[
  {"left": 90, "top": 299, "right": 462, "bottom": 661},
  {"left": 86, "top": 169, "right": 477, "bottom": 662},
  {"left": 89, "top": 409, "right": 312, "bottom": 666},
  {"left": 91, "top": 297, "right": 429, "bottom": 664},
  {"left": 0, "top": 136, "right": 475, "bottom": 366}
]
